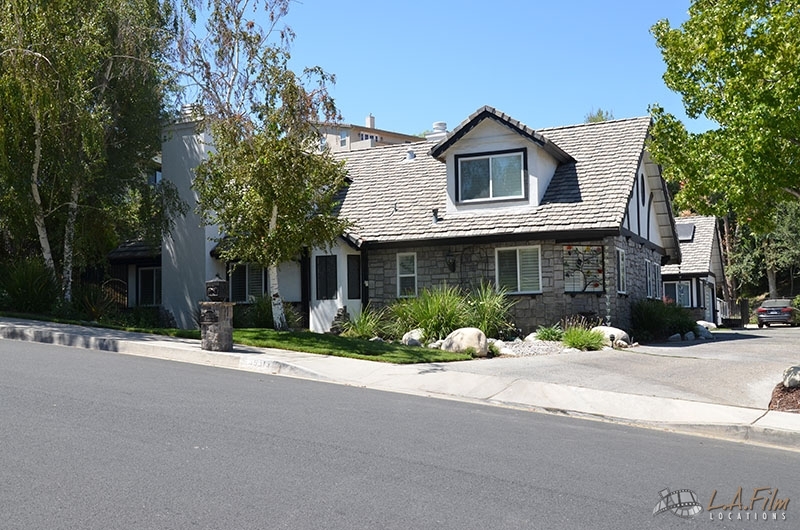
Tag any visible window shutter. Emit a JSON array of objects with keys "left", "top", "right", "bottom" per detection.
[
  {"left": 497, "top": 250, "right": 518, "bottom": 291},
  {"left": 248, "top": 264, "right": 263, "bottom": 300},
  {"left": 518, "top": 248, "right": 540, "bottom": 292},
  {"left": 347, "top": 255, "right": 361, "bottom": 300}
]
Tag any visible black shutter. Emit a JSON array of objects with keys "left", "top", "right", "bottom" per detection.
[
  {"left": 347, "top": 255, "right": 361, "bottom": 300},
  {"left": 316, "top": 255, "right": 337, "bottom": 300}
]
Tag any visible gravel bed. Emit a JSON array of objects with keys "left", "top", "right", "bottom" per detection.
[{"left": 496, "top": 339, "right": 566, "bottom": 357}]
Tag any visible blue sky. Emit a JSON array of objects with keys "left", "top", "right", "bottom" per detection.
[{"left": 283, "top": 0, "right": 710, "bottom": 135}]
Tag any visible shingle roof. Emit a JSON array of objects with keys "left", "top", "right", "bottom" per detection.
[
  {"left": 662, "top": 215, "right": 720, "bottom": 276},
  {"left": 333, "top": 111, "right": 657, "bottom": 247}
]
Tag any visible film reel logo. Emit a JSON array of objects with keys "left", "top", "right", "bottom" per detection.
[{"left": 654, "top": 487, "right": 704, "bottom": 518}]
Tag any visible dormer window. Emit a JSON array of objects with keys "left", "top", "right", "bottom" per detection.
[{"left": 455, "top": 149, "right": 526, "bottom": 203}]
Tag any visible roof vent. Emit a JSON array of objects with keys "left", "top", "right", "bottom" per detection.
[
  {"left": 426, "top": 121, "right": 448, "bottom": 143},
  {"left": 406, "top": 149, "right": 416, "bottom": 160}
]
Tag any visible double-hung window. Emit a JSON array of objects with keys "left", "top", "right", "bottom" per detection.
[
  {"left": 456, "top": 149, "right": 525, "bottom": 202},
  {"left": 229, "top": 263, "right": 264, "bottom": 302},
  {"left": 664, "top": 281, "right": 691, "bottom": 307},
  {"left": 397, "top": 253, "right": 417, "bottom": 298},
  {"left": 496, "top": 246, "right": 541, "bottom": 294},
  {"left": 138, "top": 267, "right": 162, "bottom": 306}
]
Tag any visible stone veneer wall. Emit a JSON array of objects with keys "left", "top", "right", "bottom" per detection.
[{"left": 365, "top": 235, "right": 664, "bottom": 335}]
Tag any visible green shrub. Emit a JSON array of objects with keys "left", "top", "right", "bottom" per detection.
[
  {"left": 562, "top": 327, "right": 606, "bottom": 351},
  {"left": 233, "top": 296, "right": 300, "bottom": 329},
  {"left": 388, "top": 284, "right": 469, "bottom": 342},
  {"left": 464, "top": 281, "right": 517, "bottom": 339},
  {"left": 630, "top": 299, "right": 696, "bottom": 343},
  {"left": 342, "top": 305, "right": 388, "bottom": 339},
  {"left": 71, "top": 283, "right": 118, "bottom": 321},
  {"left": 560, "top": 313, "right": 601, "bottom": 331},
  {"left": 0, "top": 258, "right": 59, "bottom": 314},
  {"left": 534, "top": 324, "right": 563, "bottom": 342}
]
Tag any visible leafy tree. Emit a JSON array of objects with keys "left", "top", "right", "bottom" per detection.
[
  {"left": 0, "top": 0, "right": 185, "bottom": 301},
  {"left": 727, "top": 202, "right": 800, "bottom": 297},
  {"left": 584, "top": 108, "right": 614, "bottom": 123},
  {"left": 179, "top": 0, "right": 349, "bottom": 330},
  {"left": 649, "top": 0, "right": 800, "bottom": 229}
]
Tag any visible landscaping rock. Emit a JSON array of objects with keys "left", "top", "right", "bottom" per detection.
[
  {"left": 590, "top": 326, "right": 630, "bottom": 347},
  {"left": 694, "top": 325, "right": 714, "bottom": 340},
  {"left": 696, "top": 320, "right": 717, "bottom": 330},
  {"left": 684, "top": 330, "right": 696, "bottom": 341},
  {"left": 667, "top": 333, "right": 682, "bottom": 342},
  {"left": 783, "top": 366, "right": 800, "bottom": 388},
  {"left": 441, "top": 327, "right": 488, "bottom": 357},
  {"left": 523, "top": 332, "right": 539, "bottom": 343},
  {"left": 402, "top": 328, "right": 424, "bottom": 347},
  {"left": 427, "top": 339, "right": 444, "bottom": 349}
]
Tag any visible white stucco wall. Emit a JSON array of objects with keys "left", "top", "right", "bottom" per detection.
[
  {"left": 309, "top": 242, "right": 361, "bottom": 333},
  {"left": 443, "top": 120, "right": 559, "bottom": 214},
  {"left": 161, "top": 119, "right": 217, "bottom": 328}
]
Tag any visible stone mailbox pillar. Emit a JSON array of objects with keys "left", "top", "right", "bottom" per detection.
[{"left": 200, "top": 276, "right": 233, "bottom": 352}]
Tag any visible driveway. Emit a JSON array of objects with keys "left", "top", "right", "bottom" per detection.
[{"left": 443, "top": 326, "right": 800, "bottom": 409}]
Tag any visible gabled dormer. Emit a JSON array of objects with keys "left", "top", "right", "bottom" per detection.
[{"left": 429, "top": 106, "right": 573, "bottom": 214}]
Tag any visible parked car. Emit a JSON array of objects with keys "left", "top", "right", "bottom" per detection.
[{"left": 756, "top": 299, "right": 799, "bottom": 328}]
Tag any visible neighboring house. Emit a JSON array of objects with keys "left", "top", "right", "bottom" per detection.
[
  {"left": 112, "top": 105, "right": 682, "bottom": 334},
  {"left": 661, "top": 215, "right": 726, "bottom": 323},
  {"left": 319, "top": 114, "right": 422, "bottom": 152}
]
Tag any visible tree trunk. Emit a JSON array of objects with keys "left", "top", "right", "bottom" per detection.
[
  {"left": 721, "top": 215, "right": 737, "bottom": 303},
  {"left": 268, "top": 263, "right": 287, "bottom": 331},
  {"left": 268, "top": 204, "right": 288, "bottom": 330},
  {"left": 29, "top": 110, "right": 56, "bottom": 278},
  {"left": 61, "top": 179, "right": 81, "bottom": 302},
  {"left": 767, "top": 265, "right": 778, "bottom": 298}
]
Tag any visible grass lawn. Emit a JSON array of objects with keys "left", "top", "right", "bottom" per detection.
[{"left": 0, "top": 312, "right": 471, "bottom": 364}]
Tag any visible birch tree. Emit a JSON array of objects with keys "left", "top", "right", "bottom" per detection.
[
  {"left": 181, "top": 0, "right": 349, "bottom": 330},
  {"left": 0, "top": 0, "right": 183, "bottom": 301}
]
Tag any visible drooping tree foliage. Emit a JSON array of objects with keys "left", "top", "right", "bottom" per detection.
[
  {"left": 178, "top": 0, "right": 349, "bottom": 330},
  {"left": 649, "top": 0, "right": 800, "bottom": 300},
  {"left": 649, "top": 0, "right": 800, "bottom": 227},
  {"left": 0, "top": 0, "right": 185, "bottom": 301}
]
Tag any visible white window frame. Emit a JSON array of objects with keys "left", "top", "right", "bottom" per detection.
[
  {"left": 646, "top": 259, "right": 653, "bottom": 298},
  {"left": 397, "top": 252, "right": 417, "bottom": 298},
  {"left": 664, "top": 280, "right": 691, "bottom": 307},
  {"left": 456, "top": 150, "right": 525, "bottom": 203},
  {"left": 652, "top": 261, "right": 661, "bottom": 299},
  {"left": 495, "top": 246, "right": 542, "bottom": 294},
  {"left": 616, "top": 248, "right": 627, "bottom": 294}
]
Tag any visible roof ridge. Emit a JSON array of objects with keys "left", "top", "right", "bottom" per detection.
[{"left": 539, "top": 115, "right": 651, "bottom": 133}]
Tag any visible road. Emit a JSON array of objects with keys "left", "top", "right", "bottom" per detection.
[
  {"left": 1, "top": 339, "right": 798, "bottom": 529},
  {"left": 446, "top": 326, "right": 800, "bottom": 408}
]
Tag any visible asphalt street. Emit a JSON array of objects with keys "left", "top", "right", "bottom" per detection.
[
  {"left": 2, "top": 339, "right": 798, "bottom": 530},
  {"left": 446, "top": 327, "right": 800, "bottom": 408}
]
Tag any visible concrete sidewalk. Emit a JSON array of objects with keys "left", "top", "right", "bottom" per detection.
[{"left": 1, "top": 317, "right": 798, "bottom": 452}]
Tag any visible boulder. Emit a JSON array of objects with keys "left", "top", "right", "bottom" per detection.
[
  {"left": 590, "top": 326, "right": 630, "bottom": 347},
  {"left": 696, "top": 320, "right": 717, "bottom": 330},
  {"left": 402, "top": 328, "right": 424, "bottom": 347},
  {"left": 523, "top": 332, "right": 539, "bottom": 343},
  {"left": 694, "top": 325, "right": 714, "bottom": 340},
  {"left": 684, "top": 331, "right": 696, "bottom": 341},
  {"left": 783, "top": 366, "right": 800, "bottom": 388},
  {"left": 441, "top": 327, "right": 488, "bottom": 357},
  {"left": 667, "top": 333, "right": 682, "bottom": 342}
]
